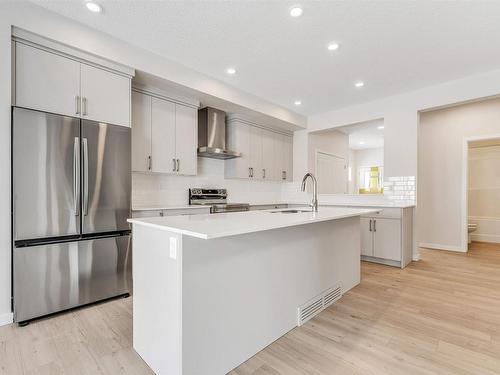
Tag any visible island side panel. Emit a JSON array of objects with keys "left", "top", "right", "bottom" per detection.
[
  {"left": 132, "top": 224, "right": 183, "bottom": 375},
  {"left": 181, "top": 216, "right": 361, "bottom": 375}
]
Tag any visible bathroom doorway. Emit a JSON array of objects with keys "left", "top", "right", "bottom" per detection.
[{"left": 464, "top": 136, "right": 500, "bottom": 249}]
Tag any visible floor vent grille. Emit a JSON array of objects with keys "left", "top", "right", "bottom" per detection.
[{"left": 297, "top": 284, "right": 342, "bottom": 326}]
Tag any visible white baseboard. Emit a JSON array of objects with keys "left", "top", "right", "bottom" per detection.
[
  {"left": 419, "top": 242, "right": 467, "bottom": 253},
  {"left": 412, "top": 254, "right": 420, "bottom": 261},
  {"left": 0, "top": 312, "right": 13, "bottom": 326},
  {"left": 471, "top": 233, "right": 500, "bottom": 244}
]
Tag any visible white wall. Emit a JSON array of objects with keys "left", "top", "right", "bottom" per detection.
[
  {"left": 418, "top": 97, "right": 500, "bottom": 251},
  {"left": 308, "top": 130, "right": 349, "bottom": 172},
  {"left": 469, "top": 145, "right": 500, "bottom": 243},
  {"left": 354, "top": 147, "right": 384, "bottom": 168},
  {"left": 0, "top": 2, "right": 304, "bottom": 325}
]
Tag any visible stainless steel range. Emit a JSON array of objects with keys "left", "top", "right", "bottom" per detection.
[{"left": 189, "top": 188, "right": 249, "bottom": 213}]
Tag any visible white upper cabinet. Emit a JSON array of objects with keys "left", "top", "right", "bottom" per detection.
[
  {"left": 131, "top": 91, "right": 152, "bottom": 172},
  {"left": 131, "top": 91, "right": 198, "bottom": 176},
  {"left": 151, "top": 97, "right": 176, "bottom": 174},
  {"left": 15, "top": 43, "right": 80, "bottom": 118},
  {"left": 80, "top": 64, "right": 131, "bottom": 127},
  {"left": 14, "top": 42, "right": 132, "bottom": 127},
  {"left": 261, "top": 129, "right": 276, "bottom": 181},
  {"left": 225, "top": 122, "right": 251, "bottom": 179},
  {"left": 175, "top": 104, "right": 198, "bottom": 175},
  {"left": 225, "top": 118, "right": 293, "bottom": 182}
]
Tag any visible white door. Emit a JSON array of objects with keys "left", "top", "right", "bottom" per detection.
[
  {"left": 373, "top": 218, "right": 402, "bottom": 261},
  {"left": 261, "top": 129, "right": 275, "bottom": 180},
  {"left": 360, "top": 218, "right": 374, "bottom": 256},
  {"left": 316, "top": 151, "right": 346, "bottom": 194},
  {"left": 249, "top": 126, "right": 263, "bottom": 180},
  {"left": 284, "top": 135, "right": 293, "bottom": 181},
  {"left": 15, "top": 43, "right": 81, "bottom": 118},
  {"left": 175, "top": 104, "right": 197, "bottom": 175},
  {"left": 225, "top": 122, "right": 251, "bottom": 179},
  {"left": 80, "top": 63, "right": 131, "bottom": 127},
  {"left": 131, "top": 91, "right": 152, "bottom": 172},
  {"left": 151, "top": 97, "right": 176, "bottom": 174}
]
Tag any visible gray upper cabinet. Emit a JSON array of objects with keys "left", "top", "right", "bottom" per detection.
[
  {"left": 225, "top": 118, "right": 293, "bottom": 182},
  {"left": 80, "top": 63, "right": 131, "bottom": 127},
  {"left": 131, "top": 90, "right": 198, "bottom": 176},
  {"left": 15, "top": 43, "right": 81, "bottom": 118},
  {"left": 14, "top": 42, "right": 131, "bottom": 127}
]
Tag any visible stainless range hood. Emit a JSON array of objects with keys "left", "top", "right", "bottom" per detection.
[{"left": 198, "top": 107, "right": 241, "bottom": 159}]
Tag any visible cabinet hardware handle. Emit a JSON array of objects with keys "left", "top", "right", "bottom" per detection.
[
  {"left": 148, "top": 156, "right": 152, "bottom": 171},
  {"left": 172, "top": 158, "right": 176, "bottom": 172},
  {"left": 82, "top": 97, "right": 88, "bottom": 116},
  {"left": 251, "top": 167, "right": 254, "bottom": 177},
  {"left": 282, "top": 171, "right": 286, "bottom": 180},
  {"left": 75, "top": 96, "right": 81, "bottom": 115},
  {"left": 176, "top": 159, "right": 180, "bottom": 172},
  {"left": 262, "top": 169, "right": 266, "bottom": 179},
  {"left": 369, "top": 219, "right": 372, "bottom": 232},
  {"left": 249, "top": 167, "right": 252, "bottom": 178},
  {"left": 374, "top": 219, "right": 376, "bottom": 232}
]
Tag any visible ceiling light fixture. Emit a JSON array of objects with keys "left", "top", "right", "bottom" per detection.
[
  {"left": 290, "top": 6, "right": 303, "bottom": 17},
  {"left": 354, "top": 81, "right": 364, "bottom": 88},
  {"left": 377, "top": 125, "right": 385, "bottom": 130},
  {"left": 359, "top": 141, "right": 365, "bottom": 145},
  {"left": 85, "top": 1, "right": 102, "bottom": 13},
  {"left": 226, "top": 67, "right": 236, "bottom": 75},
  {"left": 294, "top": 100, "right": 302, "bottom": 106},
  {"left": 327, "top": 42, "right": 339, "bottom": 51}
]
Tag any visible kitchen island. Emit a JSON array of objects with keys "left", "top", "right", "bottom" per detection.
[{"left": 128, "top": 206, "right": 377, "bottom": 375}]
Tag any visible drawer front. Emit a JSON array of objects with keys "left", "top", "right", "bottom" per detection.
[
  {"left": 163, "top": 208, "right": 210, "bottom": 216},
  {"left": 361, "top": 207, "right": 402, "bottom": 219},
  {"left": 132, "top": 210, "right": 164, "bottom": 218}
]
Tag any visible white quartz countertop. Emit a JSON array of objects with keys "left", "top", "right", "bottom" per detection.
[{"left": 127, "top": 206, "right": 379, "bottom": 240}]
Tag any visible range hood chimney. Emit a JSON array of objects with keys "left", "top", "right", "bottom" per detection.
[{"left": 197, "top": 107, "right": 240, "bottom": 159}]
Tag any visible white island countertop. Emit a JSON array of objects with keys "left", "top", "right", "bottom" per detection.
[{"left": 127, "top": 206, "right": 379, "bottom": 239}]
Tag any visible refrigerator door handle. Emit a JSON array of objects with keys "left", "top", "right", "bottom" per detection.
[
  {"left": 83, "top": 138, "right": 89, "bottom": 216},
  {"left": 73, "top": 137, "right": 80, "bottom": 216}
]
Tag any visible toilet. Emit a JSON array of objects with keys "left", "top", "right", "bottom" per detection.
[{"left": 468, "top": 223, "right": 478, "bottom": 244}]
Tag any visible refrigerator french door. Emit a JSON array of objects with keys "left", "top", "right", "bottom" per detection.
[{"left": 12, "top": 107, "right": 131, "bottom": 323}]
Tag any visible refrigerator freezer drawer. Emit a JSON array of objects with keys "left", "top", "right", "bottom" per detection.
[{"left": 14, "top": 235, "right": 131, "bottom": 322}]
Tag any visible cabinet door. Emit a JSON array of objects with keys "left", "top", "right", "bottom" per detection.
[
  {"left": 360, "top": 218, "right": 373, "bottom": 256},
  {"left": 284, "top": 135, "right": 293, "bottom": 181},
  {"left": 225, "top": 122, "right": 251, "bottom": 179},
  {"left": 373, "top": 218, "right": 402, "bottom": 261},
  {"left": 131, "top": 91, "right": 152, "bottom": 172},
  {"left": 261, "top": 129, "right": 275, "bottom": 181},
  {"left": 175, "top": 104, "right": 197, "bottom": 175},
  {"left": 15, "top": 43, "right": 81, "bottom": 118},
  {"left": 249, "top": 126, "right": 263, "bottom": 180},
  {"left": 151, "top": 97, "right": 176, "bottom": 174},
  {"left": 274, "top": 133, "right": 285, "bottom": 181},
  {"left": 80, "top": 63, "right": 130, "bottom": 127}
]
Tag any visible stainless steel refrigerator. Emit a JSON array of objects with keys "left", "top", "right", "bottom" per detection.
[{"left": 12, "top": 107, "right": 132, "bottom": 324}]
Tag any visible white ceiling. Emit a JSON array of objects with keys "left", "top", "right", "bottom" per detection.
[
  {"left": 31, "top": 0, "right": 500, "bottom": 116},
  {"left": 338, "top": 119, "right": 385, "bottom": 150}
]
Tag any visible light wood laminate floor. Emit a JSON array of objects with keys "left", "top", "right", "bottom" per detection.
[{"left": 2, "top": 242, "right": 500, "bottom": 374}]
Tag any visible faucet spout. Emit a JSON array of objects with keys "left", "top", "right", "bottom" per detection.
[{"left": 301, "top": 173, "right": 318, "bottom": 212}]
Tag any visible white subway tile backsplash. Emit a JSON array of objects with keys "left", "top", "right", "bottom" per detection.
[{"left": 132, "top": 158, "right": 283, "bottom": 209}]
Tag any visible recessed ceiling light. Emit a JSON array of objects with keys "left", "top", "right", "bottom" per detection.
[
  {"left": 359, "top": 141, "right": 365, "bottom": 145},
  {"left": 327, "top": 42, "right": 339, "bottom": 51},
  {"left": 294, "top": 100, "right": 302, "bottom": 106},
  {"left": 290, "top": 6, "right": 303, "bottom": 17},
  {"left": 354, "top": 81, "right": 364, "bottom": 88},
  {"left": 85, "top": 1, "right": 102, "bottom": 13},
  {"left": 226, "top": 67, "right": 236, "bottom": 75},
  {"left": 377, "top": 125, "right": 385, "bottom": 130}
]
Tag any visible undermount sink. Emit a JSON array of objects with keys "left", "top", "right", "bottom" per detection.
[{"left": 268, "top": 209, "right": 313, "bottom": 214}]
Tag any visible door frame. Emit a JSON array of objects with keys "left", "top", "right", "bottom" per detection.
[{"left": 461, "top": 133, "right": 500, "bottom": 252}]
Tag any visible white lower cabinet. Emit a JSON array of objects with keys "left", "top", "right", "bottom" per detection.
[
  {"left": 359, "top": 207, "right": 413, "bottom": 268},
  {"left": 131, "top": 207, "right": 210, "bottom": 218}
]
